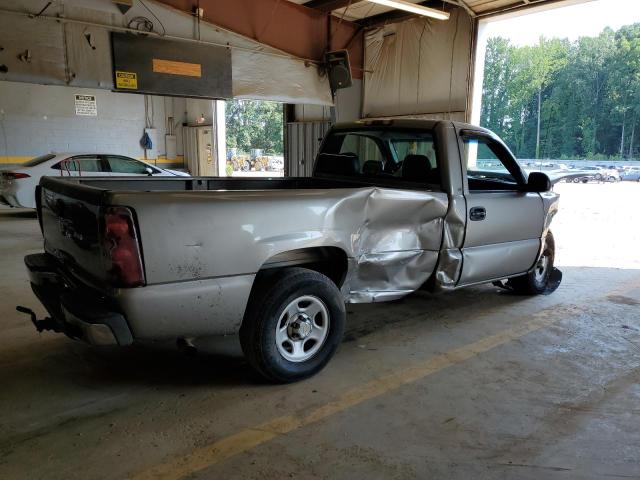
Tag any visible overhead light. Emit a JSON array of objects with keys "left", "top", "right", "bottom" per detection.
[{"left": 366, "top": 0, "right": 450, "bottom": 20}]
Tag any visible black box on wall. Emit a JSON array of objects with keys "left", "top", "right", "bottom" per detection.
[{"left": 111, "top": 32, "right": 232, "bottom": 99}]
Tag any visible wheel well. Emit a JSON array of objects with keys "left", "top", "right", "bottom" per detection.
[{"left": 259, "top": 247, "right": 349, "bottom": 288}]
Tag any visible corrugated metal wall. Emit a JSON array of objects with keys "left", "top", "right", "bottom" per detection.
[{"left": 286, "top": 121, "right": 331, "bottom": 177}]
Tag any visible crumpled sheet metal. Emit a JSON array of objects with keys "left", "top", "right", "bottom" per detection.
[
  {"left": 440, "top": 195, "right": 466, "bottom": 249},
  {"left": 346, "top": 250, "right": 440, "bottom": 302},
  {"left": 327, "top": 187, "right": 448, "bottom": 302},
  {"left": 430, "top": 194, "right": 467, "bottom": 290},
  {"left": 324, "top": 187, "right": 446, "bottom": 253},
  {"left": 540, "top": 191, "right": 560, "bottom": 232},
  {"left": 432, "top": 249, "right": 463, "bottom": 291}
]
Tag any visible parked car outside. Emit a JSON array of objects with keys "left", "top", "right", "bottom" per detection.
[
  {"left": 569, "top": 166, "right": 618, "bottom": 183},
  {"left": 0, "top": 153, "right": 189, "bottom": 208},
  {"left": 603, "top": 166, "right": 621, "bottom": 182},
  {"left": 621, "top": 166, "right": 640, "bottom": 181}
]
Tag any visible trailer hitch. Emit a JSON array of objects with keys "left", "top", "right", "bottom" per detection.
[{"left": 16, "top": 306, "right": 59, "bottom": 333}]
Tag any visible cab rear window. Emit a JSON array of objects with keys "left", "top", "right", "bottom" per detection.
[{"left": 315, "top": 129, "right": 440, "bottom": 187}]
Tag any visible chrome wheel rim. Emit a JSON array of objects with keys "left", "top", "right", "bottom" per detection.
[
  {"left": 275, "top": 295, "right": 329, "bottom": 363},
  {"left": 534, "top": 253, "right": 550, "bottom": 283}
]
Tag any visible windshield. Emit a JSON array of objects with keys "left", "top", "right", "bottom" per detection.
[{"left": 22, "top": 154, "right": 56, "bottom": 167}]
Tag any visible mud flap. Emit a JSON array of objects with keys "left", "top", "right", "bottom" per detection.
[
  {"left": 544, "top": 267, "right": 562, "bottom": 294},
  {"left": 493, "top": 267, "right": 562, "bottom": 295}
]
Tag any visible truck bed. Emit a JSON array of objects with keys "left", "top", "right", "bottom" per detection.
[{"left": 37, "top": 175, "right": 449, "bottom": 300}]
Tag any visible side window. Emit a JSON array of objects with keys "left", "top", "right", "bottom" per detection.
[
  {"left": 51, "top": 156, "right": 102, "bottom": 172},
  {"left": 462, "top": 137, "right": 519, "bottom": 191},
  {"left": 106, "top": 156, "right": 153, "bottom": 174}
]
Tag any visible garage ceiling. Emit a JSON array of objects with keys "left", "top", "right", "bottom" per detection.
[{"left": 295, "top": 0, "right": 567, "bottom": 20}]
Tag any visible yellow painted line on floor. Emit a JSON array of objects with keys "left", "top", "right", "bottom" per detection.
[{"left": 131, "top": 281, "right": 640, "bottom": 480}]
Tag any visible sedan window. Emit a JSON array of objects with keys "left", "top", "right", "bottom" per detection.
[
  {"left": 52, "top": 156, "right": 103, "bottom": 172},
  {"left": 106, "top": 156, "right": 156, "bottom": 174}
]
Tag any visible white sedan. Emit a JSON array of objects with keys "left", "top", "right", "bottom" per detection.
[{"left": 0, "top": 153, "right": 189, "bottom": 209}]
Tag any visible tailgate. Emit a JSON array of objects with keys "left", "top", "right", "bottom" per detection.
[{"left": 39, "top": 178, "right": 110, "bottom": 288}]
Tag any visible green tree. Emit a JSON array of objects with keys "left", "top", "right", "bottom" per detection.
[
  {"left": 609, "top": 24, "right": 640, "bottom": 158},
  {"left": 480, "top": 23, "right": 640, "bottom": 161},
  {"left": 513, "top": 38, "right": 568, "bottom": 158},
  {"left": 225, "top": 99, "right": 284, "bottom": 155}
]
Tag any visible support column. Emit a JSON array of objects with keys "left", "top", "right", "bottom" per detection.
[{"left": 214, "top": 100, "right": 227, "bottom": 176}]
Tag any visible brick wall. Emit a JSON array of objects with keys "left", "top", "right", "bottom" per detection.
[{"left": 0, "top": 81, "right": 186, "bottom": 167}]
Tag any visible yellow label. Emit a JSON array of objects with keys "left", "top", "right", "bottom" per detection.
[
  {"left": 152, "top": 59, "right": 202, "bottom": 77},
  {"left": 115, "top": 71, "right": 138, "bottom": 89}
]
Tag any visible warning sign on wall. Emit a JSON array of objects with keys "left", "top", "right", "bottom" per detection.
[
  {"left": 115, "top": 71, "right": 138, "bottom": 89},
  {"left": 74, "top": 94, "right": 97, "bottom": 116}
]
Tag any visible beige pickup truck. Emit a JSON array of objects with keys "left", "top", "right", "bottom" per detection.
[{"left": 20, "top": 120, "right": 560, "bottom": 382}]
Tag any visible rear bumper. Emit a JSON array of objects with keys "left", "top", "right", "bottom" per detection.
[{"left": 24, "top": 253, "right": 133, "bottom": 346}]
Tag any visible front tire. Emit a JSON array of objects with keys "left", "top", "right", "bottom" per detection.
[
  {"left": 240, "top": 268, "right": 346, "bottom": 383},
  {"left": 507, "top": 232, "right": 556, "bottom": 295}
]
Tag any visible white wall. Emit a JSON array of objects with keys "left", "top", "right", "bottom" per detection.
[
  {"left": 293, "top": 80, "right": 362, "bottom": 123},
  {"left": 0, "top": 81, "right": 186, "bottom": 165},
  {"left": 185, "top": 98, "right": 214, "bottom": 125}
]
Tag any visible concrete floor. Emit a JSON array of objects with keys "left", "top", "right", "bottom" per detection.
[{"left": 1, "top": 183, "right": 639, "bottom": 480}]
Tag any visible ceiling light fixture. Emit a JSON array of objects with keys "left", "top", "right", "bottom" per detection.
[{"left": 366, "top": 0, "right": 450, "bottom": 20}]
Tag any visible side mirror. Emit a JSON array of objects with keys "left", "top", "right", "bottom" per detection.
[
  {"left": 145, "top": 167, "right": 154, "bottom": 176},
  {"left": 527, "top": 172, "right": 551, "bottom": 192}
]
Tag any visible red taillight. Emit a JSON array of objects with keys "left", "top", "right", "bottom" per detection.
[
  {"left": 101, "top": 207, "right": 145, "bottom": 287},
  {"left": 3, "top": 172, "right": 30, "bottom": 180}
]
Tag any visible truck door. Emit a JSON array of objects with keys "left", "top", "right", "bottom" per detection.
[{"left": 458, "top": 132, "right": 544, "bottom": 286}]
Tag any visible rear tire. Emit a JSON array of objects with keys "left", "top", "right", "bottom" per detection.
[
  {"left": 240, "top": 268, "right": 346, "bottom": 383},
  {"left": 507, "top": 232, "right": 555, "bottom": 295}
]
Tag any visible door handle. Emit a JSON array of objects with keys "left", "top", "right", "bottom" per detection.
[{"left": 469, "top": 206, "right": 486, "bottom": 221}]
